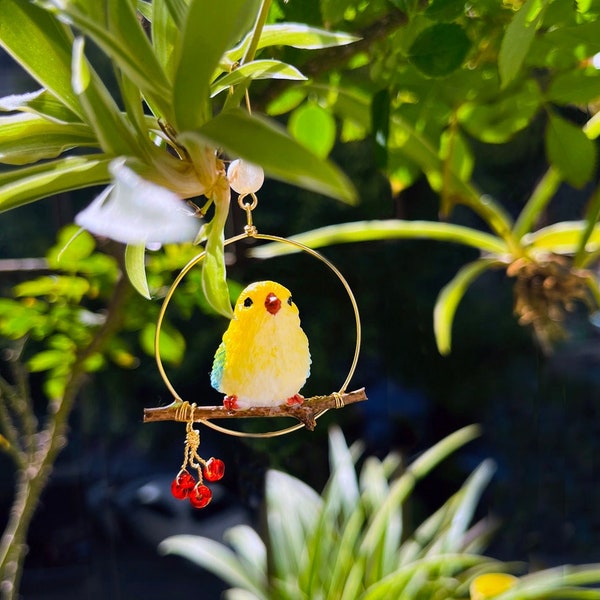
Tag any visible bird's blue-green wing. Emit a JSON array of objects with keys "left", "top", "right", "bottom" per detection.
[{"left": 210, "top": 341, "right": 226, "bottom": 392}]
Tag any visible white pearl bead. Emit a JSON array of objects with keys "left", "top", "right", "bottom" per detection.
[{"left": 227, "top": 159, "right": 265, "bottom": 194}]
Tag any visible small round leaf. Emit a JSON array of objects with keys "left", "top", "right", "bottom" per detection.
[{"left": 408, "top": 23, "right": 471, "bottom": 78}]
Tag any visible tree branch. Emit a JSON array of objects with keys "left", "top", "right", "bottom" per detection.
[{"left": 144, "top": 387, "right": 367, "bottom": 431}]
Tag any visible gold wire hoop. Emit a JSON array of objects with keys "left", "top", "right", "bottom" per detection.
[{"left": 154, "top": 231, "right": 362, "bottom": 439}]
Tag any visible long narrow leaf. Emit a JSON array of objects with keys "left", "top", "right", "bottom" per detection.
[
  {"left": 250, "top": 220, "right": 508, "bottom": 259},
  {"left": 0, "top": 114, "right": 97, "bottom": 165},
  {"left": 47, "top": 0, "right": 172, "bottom": 119},
  {"left": 0, "top": 89, "right": 82, "bottom": 124},
  {"left": 193, "top": 109, "right": 357, "bottom": 203},
  {"left": 124, "top": 244, "right": 151, "bottom": 299},
  {"left": 211, "top": 60, "right": 307, "bottom": 97},
  {"left": 434, "top": 258, "right": 501, "bottom": 356},
  {"left": 0, "top": 0, "right": 83, "bottom": 119},
  {"left": 361, "top": 425, "right": 481, "bottom": 556},
  {"left": 512, "top": 167, "right": 562, "bottom": 239},
  {"left": 226, "top": 24, "right": 359, "bottom": 63},
  {"left": 0, "top": 155, "right": 112, "bottom": 212},
  {"left": 72, "top": 37, "right": 142, "bottom": 156},
  {"left": 522, "top": 221, "right": 600, "bottom": 254},
  {"left": 159, "top": 535, "right": 267, "bottom": 598},
  {"left": 173, "top": 0, "right": 258, "bottom": 130}
]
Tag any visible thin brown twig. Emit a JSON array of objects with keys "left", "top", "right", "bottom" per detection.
[{"left": 144, "top": 387, "right": 367, "bottom": 431}]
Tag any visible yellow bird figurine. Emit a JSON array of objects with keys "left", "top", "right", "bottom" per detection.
[{"left": 210, "top": 280, "right": 311, "bottom": 409}]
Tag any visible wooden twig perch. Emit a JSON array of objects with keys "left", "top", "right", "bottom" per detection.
[{"left": 143, "top": 387, "right": 367, "bottom": 431}]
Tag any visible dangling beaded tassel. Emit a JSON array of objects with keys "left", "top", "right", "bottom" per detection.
[{"left": 170, "top": 403, "right": 225, "bottom": 509}]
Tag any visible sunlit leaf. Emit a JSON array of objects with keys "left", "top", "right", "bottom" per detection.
[
  {"left": 0, "top": 113, "right": 97, "bottom": 165},
  {"left": 46, "top": 0, "right": 172, "bottom": 119},
  {"left": 193, "top": 108, "right": 356, "bottom": 203},
  {"left": 71, "top": 37, "right": 145, "bottom": 156},
  {"left": 546, "top": 112, "right": 597, "bottom": 188},
  {"left": 498, "top": 0, "right": 545, "bottom": 87},
  {"left": 434, "top": 259, "right": 501, "bottom": 355},
  {"left": 0, "top": 0, "right": 83, "bottom": 118},
  {"left": 226, "top": 23, "right": 359, "bottom": 63},
  {"left": 173, "top": 0, "right": 259, "bottom": 130},
  {"left": 15, "top": 275, "right": 90, "bottom": 302},
  {"left": 141, "top": 322, "right": 185, "bottom": 364},
  {"left": 522, "top": 220, "right": 600, "bottom": 253},
  {"left": 457, "top": 80, "right": 542, "bottom": 144},
  {"left": 201, "top": 194, "right": 234, "bottom": 319},
  {"left": 0, "top": 89, "right": 82, "bottom": 124},
  {"left": 288, "top": 102, "right": 337, "bottom": 159},
  {"left": 249, "top": 220, "right": 508, "bottom": 259},
  {"left": 125, "top": 244, "right": 151, "bottom": 299},
  {"left": 211, "top": 60, "right": 307, "bottom": 97},
  {"left": 0, "top": 155, "right": 111, "bottom": 214},
  {"left": 28, "top": 349, "right": 72, "bottom": 373}
]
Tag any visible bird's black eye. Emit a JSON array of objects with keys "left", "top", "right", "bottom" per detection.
[
  {"left": 243, "top": 297, "right": 253, "bottom": 308},
  {"left": 287, "top": 296, "right": 293, "bottom": 306}
]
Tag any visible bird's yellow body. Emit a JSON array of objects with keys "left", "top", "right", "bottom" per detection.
[{"left": 211, "top": 281, "right": 311, "bottom": 409}]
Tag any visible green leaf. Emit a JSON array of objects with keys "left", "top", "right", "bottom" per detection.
[
  {"left": 249, "top": 220, "right": 509, "bottom": 259},
  {"left": 160, "top": 535, "right": 267, "bottom": 598},
  {"left": 15, "top": 275, "right": 90, "bottom": 302},
  {"left": 512, "top": 167, "right": 562, "bottom": 239},
  {"left": 125, "top": 244, "right": 151, "bottom": 299},
  {"left": 192, "top": 108, "right": 356, "bottom": 203},
  {"left": 457, "top": 79, "right": 542, "bottom": 144},
  {"left": 425, "top": 0, "right": 466, "bottom": 21},
  {"left": 226, "top": 23, "right": 359, "bottom": 63},
  {"left": 141, "top": 322, "right": 185, "bottom": 364},
  {"left": 173, "top": 0, "right": 259, "bottom": 130},
  {"left": 0, "top": 0, "right": 83, "bottom": 119},
  {"left": 211, "top": 60, "right": 307, "bottom": 97},
  {"left": 28, "top": 349, "right": 72, "bottom": 373},
  {"left": 150, "top": 0, "right": 178, "bottom": 76},
  {"left": 498, "top": 0, "right": 545, "bottom": 87},
  {"left": 202, "top": 204, "right": 234, "bottom": 319},
  {"left": 408, "top": 23, "right": 471, "bottom": 78},
  {"left": 0, "top": 114, "right": 98, "bottom": 165},
  {"left": 547, "top": 69, "right": 600, "bottom": 105},
  {"left": 47, "top": 0, "right": 172, "bottom": 119},
  {"left": 546, "top": 112, "right": 597, "bottom": 188},
  {"left": 434, "top": 259, "right": 500, "bottom": 355},
  {"left": 360, "top": 425, "right": 481, "bottom": 559},
  {"left": 439, "top": 128, "right": 473, "bottom": 184},
  {"left": 0, "top": 89, "right": 82, "bottom": 124},
  {"left": 521, "top": 220, "right": 600, "bottom": 254},
  {"left": 71, "top": 37, "right": 145, "bottom": 156},
  {"left": 0, "top": 155, "right": 112, "bottom": 213},
  {"left": 288, "top": 102, "right": 337, "bottom": 159}
]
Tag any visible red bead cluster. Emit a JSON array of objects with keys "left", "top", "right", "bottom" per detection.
[{"left": 170, "top": 457, "right": 225, "bottom": 509}]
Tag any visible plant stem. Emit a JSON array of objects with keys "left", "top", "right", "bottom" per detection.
[
  {"left": 0, "top": 274, "right": 130, "bottom": 600},
  {"left": 513, "top": 167, "right": 562, "bottom": 241},
  {"left": 242, "top": 0, "right": 272, "bottom": 65}
]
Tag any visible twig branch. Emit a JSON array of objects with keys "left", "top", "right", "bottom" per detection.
[{"left": 144, "top": 388, "right": 368, "bottom": 431}]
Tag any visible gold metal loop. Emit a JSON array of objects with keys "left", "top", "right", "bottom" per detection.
[{"left": 155, "top": 232, "right": 361, "bottom": 439}]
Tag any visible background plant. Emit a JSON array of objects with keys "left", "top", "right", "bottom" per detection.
[{"left": 161, "top": 426, "right": 600, "bottom": 600}]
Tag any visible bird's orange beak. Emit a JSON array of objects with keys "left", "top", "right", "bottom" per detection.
[{"left": 265, "top": 292, "right": 281, "bottom": 315}]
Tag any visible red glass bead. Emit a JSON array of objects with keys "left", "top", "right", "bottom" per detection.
[
  {"left": 203, "top": 458, "right": 225, "bottom": 482},
  {"left": 171, "top": 470, "right": 195, "bottom": 500},
  {"left": 189, "top": 484, "right": 212, "bottom": 509}
]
